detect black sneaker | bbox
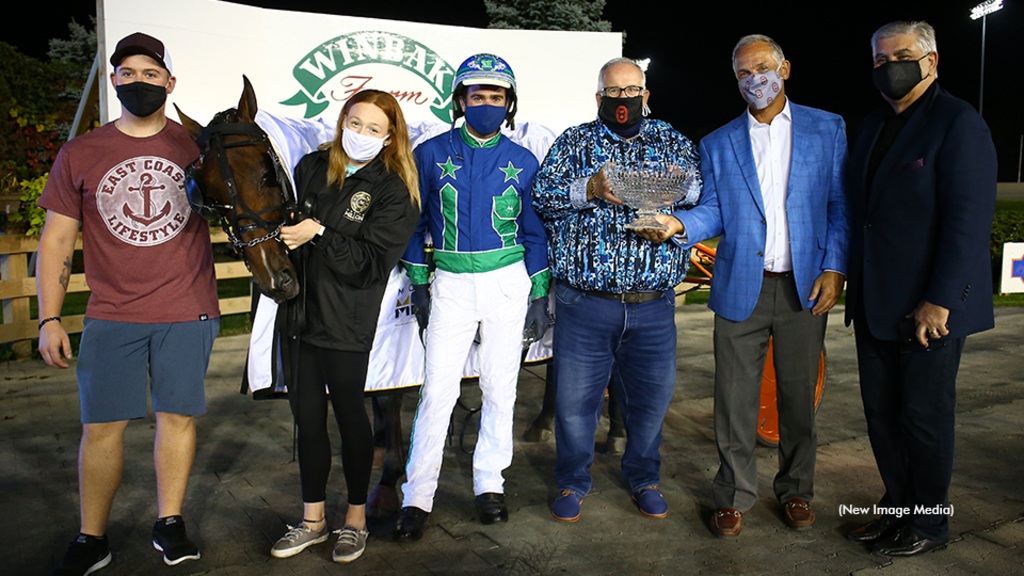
[152,516,201,565]
[49,533,112,576]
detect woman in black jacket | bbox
[271,90,420,563]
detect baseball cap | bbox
[110,32,173,74]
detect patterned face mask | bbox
[738,63,783,110]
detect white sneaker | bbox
[270,522,329,558]
[332,526,369,563]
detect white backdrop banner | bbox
[99,0,622,132]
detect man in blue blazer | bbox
[644,34,849,537]
[843,21,996,557]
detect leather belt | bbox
[586,290,665,303]
[763,270,793,278]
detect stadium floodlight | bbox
[971,0,1004,116]
[971,0,1003,20]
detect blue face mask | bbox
[463,104,506,136]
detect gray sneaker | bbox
[332,526,369,563]
[270,522,329,558]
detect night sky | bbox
[9,0,1023,181]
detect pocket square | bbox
[902,158,925,170]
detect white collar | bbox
[746,97,791,129]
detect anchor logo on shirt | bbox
[124,173,172,226]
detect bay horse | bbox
[175,77,408,516]
[175,77,299,303]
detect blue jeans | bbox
[552,283,677,495]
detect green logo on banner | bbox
[281,31,455,123]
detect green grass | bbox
[217,277,253,336]
[994,293,1024,306]
[996,198,1024,212]
[680,289,709,305]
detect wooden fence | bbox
[0,230,251,357]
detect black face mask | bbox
[115,81,168,118]
[598,94,644,134]
[872,54,930,101]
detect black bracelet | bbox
[308,225,326,247]
[39,317,61,329]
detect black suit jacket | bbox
[845,84,997,341]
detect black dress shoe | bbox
[873,525,949,557]
[476,493,509,525]
[393,506,429,541]
[846,516,904,543]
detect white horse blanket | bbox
[245,111,557,395]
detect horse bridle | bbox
[185,116,296,258]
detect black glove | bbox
[523,297,550,343]
[412,284,431,331]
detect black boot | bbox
[393,506,429,541]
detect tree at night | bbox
[484,0,612,32]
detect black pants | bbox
[288,344,373,505]
[854,314,963,540]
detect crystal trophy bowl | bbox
[604,162,697,230]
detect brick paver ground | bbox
[2,305,1022,575]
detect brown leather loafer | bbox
[783,498,816,530]
[711,508,742,537]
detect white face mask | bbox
[738,62,783,110]
[342,128,387,162]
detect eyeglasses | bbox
[600,85,644,98]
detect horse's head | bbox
[176,77,299,303]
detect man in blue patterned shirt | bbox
[533,57,700,522]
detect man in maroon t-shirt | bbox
[37,33,219,575]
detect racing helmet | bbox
[451,53,518,130]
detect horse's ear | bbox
[175,104,204,141]
[238,75,258,122]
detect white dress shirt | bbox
[748,97,793,273]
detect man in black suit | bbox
[844,20,997,557]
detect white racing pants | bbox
[401,261,532,512]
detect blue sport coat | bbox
[674,101,850,322]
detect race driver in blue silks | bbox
[395,53,551,540]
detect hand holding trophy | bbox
[603,161,698,231]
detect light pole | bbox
[971,0,1004,117]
